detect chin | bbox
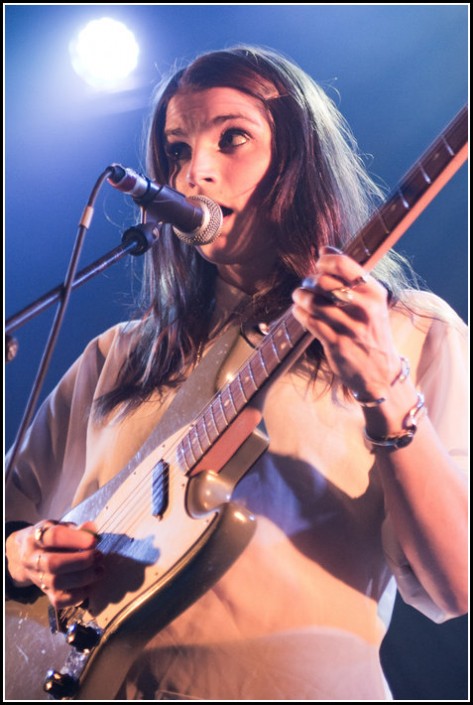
[197,238,237,264]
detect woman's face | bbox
[164,87,276,289]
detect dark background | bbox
[5,5,468,700]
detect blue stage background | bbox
[5,5,468,699]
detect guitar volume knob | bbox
[66,622,101,651]
[43,670,79,699]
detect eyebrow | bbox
[164,113,262,138]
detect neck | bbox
[216,258,276,296]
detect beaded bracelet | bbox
[352,356,410,407]
[364,391,427,450]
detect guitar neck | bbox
[347,105,468,269]
[177,106,468,473]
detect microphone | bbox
[107,164,223,245]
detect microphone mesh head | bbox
[173,195,223,245]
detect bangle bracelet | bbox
[352,356,410,408]
[364,391,426,449]
[353,392,386,408]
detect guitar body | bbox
[5,328,268,700]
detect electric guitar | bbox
[5,106,468,700]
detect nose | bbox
[185,143,217,188]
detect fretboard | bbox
[177,105,468,473]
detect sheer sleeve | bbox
[5,325,124,524]
[381,306,468,622]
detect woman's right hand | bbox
[6,520,103,608]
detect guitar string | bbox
[92,330,275,543]
[63,316,305,626]
[61,360,250,625]
[82,316,298,557]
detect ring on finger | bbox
[300,275,318,291]
[349,274,369,288]
[38,571,48,591]
[34,520,56,547]
[329,286,355,306]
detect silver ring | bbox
[329,286,355,306]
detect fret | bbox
[274,321,292,354]
[444,108,467,153]
[419,162,432,185]
[238,373,249,405]
[249,360,259,389]
[261,336,280,372]
[441,135,455,157]
[231,375,247,411]
[379,194,410,232]
[227,383,240,416]
[203,406,219,443]
[399,165,433,205]
[240,364,257,399]
[346,211,390,263]
[197,417,212,450]
[258,348,269,377]
[184,434,196,467]
[189,425,204,458]
[282,314,296,348]
[181,434,196,470]
[286,312,306,343]
[243,361,258,393]
[194,423,205,453]
[249,354,267,387]
[270,335,282,363]
[211,393,227,429]
[219,387,235,421]
[422,139,457,182]
[397,187,410,210]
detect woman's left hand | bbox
[292,246,401,399]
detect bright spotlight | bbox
[69,18,139,90]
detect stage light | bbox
[69,18,139,90]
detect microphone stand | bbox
[5,222,158,344]
[5,214,159,480]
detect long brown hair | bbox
[96,45,411,417]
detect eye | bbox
[164,141,191,162]
[219,128,250,152]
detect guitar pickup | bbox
[152,460,169,518]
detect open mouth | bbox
[220,206,234,217]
